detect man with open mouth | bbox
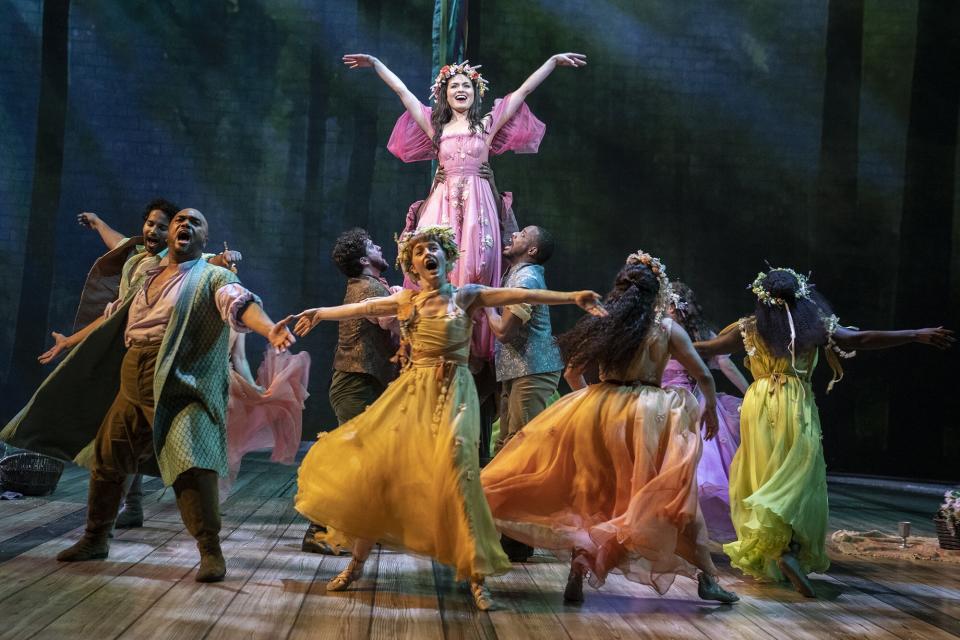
[38,200,243,529]
[4,208,295,584]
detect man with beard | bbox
[302,227,399,554]
[38,200,242,529]
[484,225,564,561]
[3,208,295,583]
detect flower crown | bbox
[669,290,688,312]
[395,225,460,280]
[430,61,489,103]
[625,250,673,325]
[749,267,813,306]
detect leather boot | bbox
[115,473,144,529]
[175,469,226,583]
[57,479,124,561]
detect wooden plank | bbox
[429,559,494,640]
[202,520,324,640]
[484,557,572,640]
[286,547,378,640]
[368,549,444,640]
[523,554,700,640]
[116,474,297,639]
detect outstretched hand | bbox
[573,291,607,317]
[267,322,296,353]
[38,332,70,365]
[343,54,376,69]
[915,327,955,350]
[552,53,587,68]
[281,309,322,337]
[701,406,719,441]
[77,212,101,229]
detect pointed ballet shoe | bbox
[327,559,365,592]
[563,568,584,604]
[778,553,816,598]
[470,579,497,611]
[697,573,740,603]
[56,536,109,562]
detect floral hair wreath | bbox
[430,61,489,103]
[395,225,460,280]
[625,250,673,325]
[749,267,813,306]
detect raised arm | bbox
[37,315,105,364]
[694,325,744,360]
[490,53,586,139]
[78,212,126,250]
[832,325,954,351]
[465,286,605,317]
[669,324,719,440]
[344,54,431,136]
[284,291,404,337]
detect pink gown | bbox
[220,346,311,496]
[661,359,742,542]
[387,94,545,362]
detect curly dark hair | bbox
[141,198,179,221]
[332,227,371,277]
[558,262,661,373]
[670,281,713,341]
[430,74,486,152]
[754,269,835,358]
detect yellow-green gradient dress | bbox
[723,316,832,581]
[294,288,511,581]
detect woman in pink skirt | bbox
[342,51,585,363]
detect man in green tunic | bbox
[2,208,295,583]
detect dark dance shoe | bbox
[56,536,109,562]
[327,558,365,592]
[196,539,226,583]
[500,535,533,562]
[301,523,346,555]
[563,567,584,604]
[777,553,816,598]
[697,573,740,603]
[114,506,144,529]
[470,579,498,611]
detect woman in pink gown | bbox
[219,331,310,497]
[342,52,586,363]
[661,281,750,542]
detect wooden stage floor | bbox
[0,453,957,640]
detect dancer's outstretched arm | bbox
[463,285,606,317]
[669,323,719,440]
[490,53,587,138]
[343,54,431,136]
[78,211,126,250]
[240,303,297,353]
[284,292,403,337]
[693,326,743,360]
[832,326,953,351]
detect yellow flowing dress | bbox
[722,316,831,581]
[294,288,511,581]
[482,318,711,594]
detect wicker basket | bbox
[934,515,960,551]
[0,453,65,496]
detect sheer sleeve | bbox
[387,102,435,162]
[488,93,546,155]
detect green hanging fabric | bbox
[431,0,469,80]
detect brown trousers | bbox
[494,370,561,453]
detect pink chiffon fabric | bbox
[387,94,545,362]
[661,358,742,542]
[219,349,310,497]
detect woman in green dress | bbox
[695,267,952,597]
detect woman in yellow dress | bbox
[284,225,605,611]
[695,267,953,597]
[482,251,740,605]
